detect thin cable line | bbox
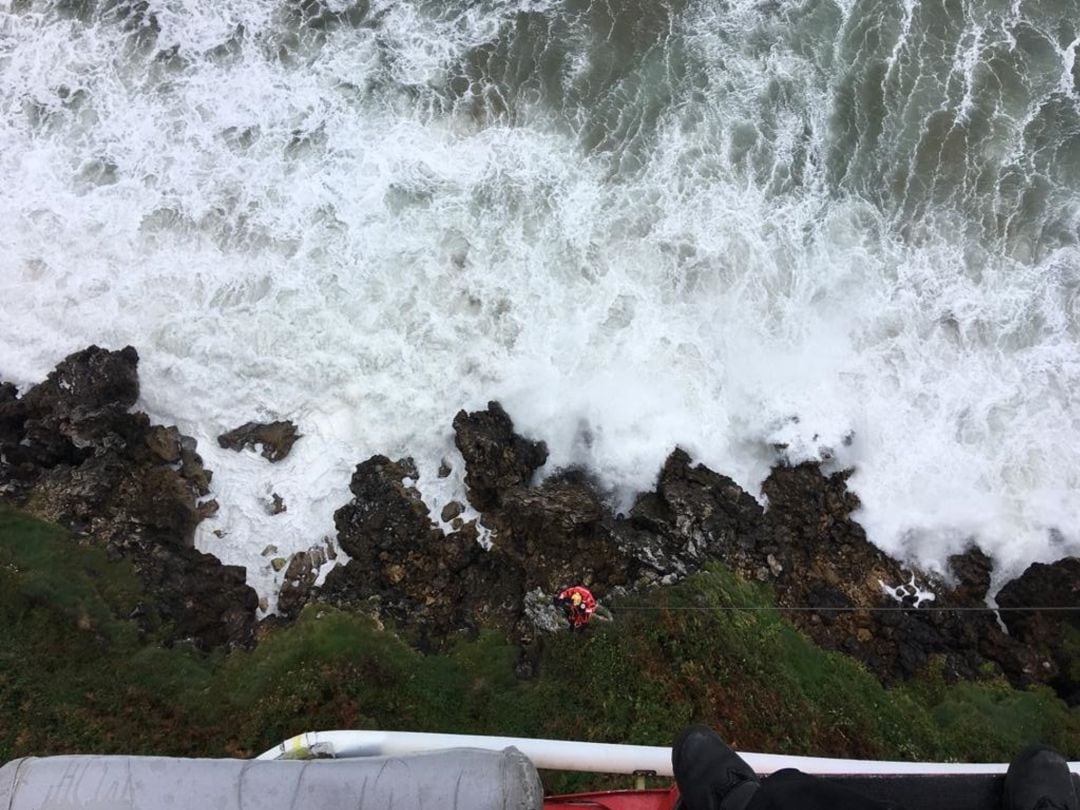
[608,605,1079,613]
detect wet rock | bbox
[491,473,638,593]
[197,498,219,519]
[607,453,1060,696]
[333,455,434,559]
[277,550,320,620]
[271,557,287,572]
[997,557,1080,703]
[27,427,205,544]
[452,402,547,511]
[947,545,994,602]
[997,558,1080,639]
[217,420,300,462]
[135,542,258,649]
[305,402,1074,701]
[635,449,765,558]
[21,344,139,417]
[145,425,182,463]
[0,381,28,459]
[522,588,566,634]
[316,453,523,649]
[261,544,279,557]
[8,345,139,471]
[268,492,286,515]
[749,464,1038,687]
[440,500,463,522]
[178,435,212,495]
[0,347,258,651]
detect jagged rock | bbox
[217,420,300,462]
[997,557,1080,703]
[333,455,434,559]
[197,499,219,519]
[522,587,566,634]
[5,346,139,471]
[947,545,994,602]
[145,425,182,463]
[0,347,258,651]
[491,472,637,593]
[135,542,258,649]
[743,464,1041,689]
[452,402,547,511]
[268,492,286,515]
[178,435,212,495]
[271,557,287,572]
[299,402,1078,701]
[0,381,26,451]
[22,344,139,417]
[630,449,765,559]
[317,453,522,649]
[25,415,205,544]
[261,544,279,557]
[440,500,463,522]
[997,558,1080,640]
[277,550,320,619]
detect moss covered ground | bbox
[2,507,1077,790]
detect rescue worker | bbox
[553,585,597,631]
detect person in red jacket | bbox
[554,585,597,631]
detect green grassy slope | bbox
[2,507,1076,785]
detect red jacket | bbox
[557,586,597,626]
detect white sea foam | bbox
[1,0,1078,609]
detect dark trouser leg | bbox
[746,769,909,810]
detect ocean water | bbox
[1,0,1078,608]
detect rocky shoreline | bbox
[1,346,1076,705]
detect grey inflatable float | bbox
[0,747,543,810]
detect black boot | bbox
[672,725,760,810]
[1004,745,1078,810]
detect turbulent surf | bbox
[1,0,1078,598]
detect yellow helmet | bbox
[571,593,582,606]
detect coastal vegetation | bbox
[2,507,1076,791]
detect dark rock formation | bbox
[218,420,300,462]
[947,546,994,602]
[136,542,257,649]
[0,347,258,650]
[317,454,522,649]
[310,401,1077,702]
[627,448,765,567]
[452,402,547,511]
[997,558,1080,703]
[276,546,332,620]
[756,465,1044,690]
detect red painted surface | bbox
[543,786,680,810]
